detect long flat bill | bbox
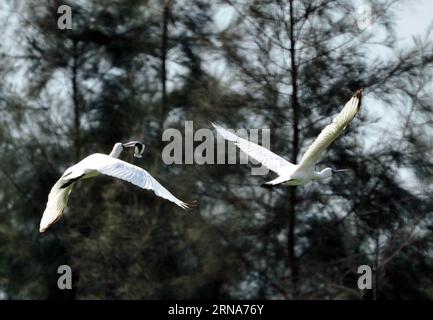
[332,169,351,173]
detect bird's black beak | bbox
[122,141,145,158]
[332,169,351,173]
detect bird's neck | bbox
[314,169,331,180]
[108,146,122,158]
[313,171,324,180]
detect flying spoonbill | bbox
[212,89,363,187]
[40,141,190,232]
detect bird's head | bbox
[319,168,351,179]
[320,167,334,179]
[122,141,145,158]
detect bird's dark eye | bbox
[134,143,144,154]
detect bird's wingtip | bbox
[353,89,363,110]
[182,200,198,209]
[354,89,363,99]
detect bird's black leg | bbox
[260,183,275,189]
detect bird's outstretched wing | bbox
[212,122,295,175]
[40,174,74,232]
[82,154,190,210]
[297,89,363,171]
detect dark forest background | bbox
[0,0,433,299]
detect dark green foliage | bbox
[0,0,432,299]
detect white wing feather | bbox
[39,174,74,232]
[296,90,362,171]
[82,154,189,209]
[212,123,295,175]
[40,154,189,232]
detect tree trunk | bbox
[374,213,380,300]
[152,1,170,178]
[157,2,170,167]
[288,0,300,299]
[72,40,81,162]
[161,3,169,120]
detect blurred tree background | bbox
[0,0,433,299]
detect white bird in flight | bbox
[213,89,363,187]
[40,141,190,233]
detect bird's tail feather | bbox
[262,175,289,187]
